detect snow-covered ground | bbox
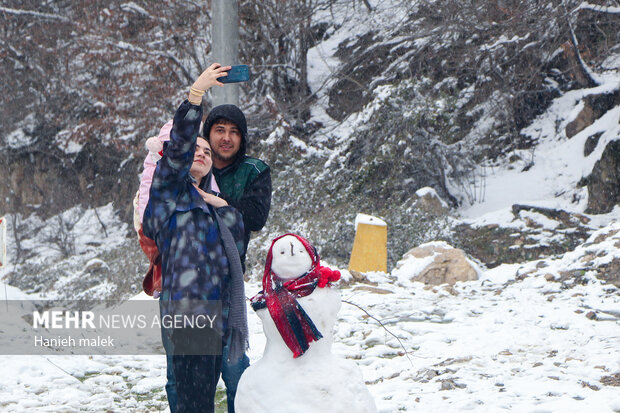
[0,171,618,412]
[0,230,619,412]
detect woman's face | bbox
[190,137,213,180]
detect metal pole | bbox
[211,0,239,106]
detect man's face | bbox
[209,120,241,168]
[189,137,213,181]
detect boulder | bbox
[583,131,603,157]
[566,101,595,139]
[565,92,619,139]
[414,187,450,215]
[399,243,479,285]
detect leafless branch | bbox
[342,299,415,367]
[0,6,72,22]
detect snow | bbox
[5,128,37,149]
[355,213,387,228]
[575,2,620,14]
[0,6,70,22]
[0,282,37,300]
[458,84,620,218]
[120,2,150,16]
[392,251,436,285]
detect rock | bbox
[435,356,472,366]
[440,380,455,390]
[512,204,580,227]
[586,311,597,320]
[586,140,620,214]
[580,253,596,264]
[352,285,393,294]
[339,270,379,288]
[452,208,591,268]
[349,270,365,282]
[565,100,595,138]
[442,285,458,296]
[584,131,603,156]
[439,379,466,390]
[592,229,619,244]
[524,217,542,228]
[84,258,109,273]
[414,187,450,215]
[1,139,140,222]
[594,257,620,288]
[401,243,479,285]
[600,373,620,387]
[516,269,536,281]
[566,93,619,139]
[416,368,439,382]
[544,273,556,282]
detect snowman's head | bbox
[270,234,315,280]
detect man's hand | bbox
[194,184,228,208]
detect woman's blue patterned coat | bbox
[143,101,245,329]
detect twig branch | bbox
[92,206,108,238]
[566,12,600,86]
[574,2,620,15]
[0,6,72,22]
[44,357,81,382]
[342,299,414,367]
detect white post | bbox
[211,0,239,106]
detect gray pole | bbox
[211,0,239,106]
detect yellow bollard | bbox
[348,213,387,273]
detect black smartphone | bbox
[220,65,250,83]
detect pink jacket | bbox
[137,120,219,222]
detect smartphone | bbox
[220,65,250,83]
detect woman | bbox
[143,63,248,412]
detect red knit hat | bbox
[262,233,320,291]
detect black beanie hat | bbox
[203,104,247,144]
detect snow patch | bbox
[354,213,387,228]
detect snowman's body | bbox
[236,235,376,413]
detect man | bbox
[203,104,272,270]
[203,103,272,413]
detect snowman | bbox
[235,234,376,413]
